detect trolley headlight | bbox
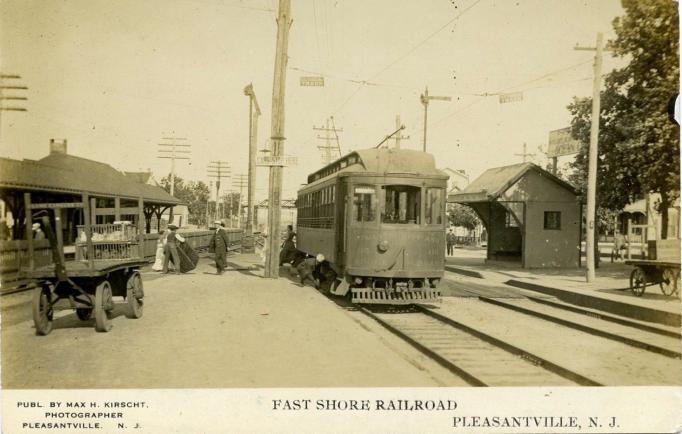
[378,240,389,252]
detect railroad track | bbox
[477,296,682,359]
[359,304,601,387]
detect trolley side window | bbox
[353,186,376,222]
[425,188,444,225]
[381,185,421,224]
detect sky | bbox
[0,0,627,201]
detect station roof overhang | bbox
[0,154,183,207]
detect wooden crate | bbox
[647,239,681,261]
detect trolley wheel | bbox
[630,267,647,297]
[126,272,144,319]
[32,285,54,336]
[659,268,680,296]
[76,308,93,321]
[94,280,114,332]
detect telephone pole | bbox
[576,32,605,283]
[0,74,28,140]
[514,143,536,163]
[420,86,451,152]
[313,116,343,165]
[389,115,410,149]
[232,174,248,227]
[264,0,292,279]
[244,83,261,235]
[157,137,190,223]
[207,161,231,222]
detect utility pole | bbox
[390,115,410,149]
[207,161,231,223]
[313,116,343,165]
[0,74,28,140]
[157,137,190,223]
[264,0,292,279]
[420,86,451,152]
[575,32,606,283]
[244,83,261,235]
[232,174,248,227]
[514,143,536,163]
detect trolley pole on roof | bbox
[264,0,292,279]
[575,32,606,283]
[157,137,190,224]
[420,86,450,153]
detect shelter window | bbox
[544,211,561,230]
[505,210,519,228]
[425,188,444,225]
[353,186,376,222]
[381,185,421,224]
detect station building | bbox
[0,139,181,243]
[448,162,581,268]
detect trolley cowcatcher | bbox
[20,192,146,335]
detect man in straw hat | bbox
[32,222,45,240]
[209,220,230,274]
[162,223,185,274]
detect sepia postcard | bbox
[1,0,681,432]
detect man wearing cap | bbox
[209,220,230,274]
[32,223,45,240]
[162,224,185,274]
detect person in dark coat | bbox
[279,225,297,266]
[446,229,456,256]
[162,224,185,274]
[313,254,338,292]
[32,222,46,240]
[209,220,230,274]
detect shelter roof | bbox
[0,153,181,205]
[448,162,578,203]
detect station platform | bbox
[445,248,681,327]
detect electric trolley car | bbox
[296,148,448,304]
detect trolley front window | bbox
[425,188,444,225]
[353,186,376,222]
[381,185,420,224]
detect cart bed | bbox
[20,259,148,279]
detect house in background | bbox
[442,167,470,193]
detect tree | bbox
[160,175,210,227]
[447,203,480,230]
[568,0,679,238]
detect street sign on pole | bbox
[300,76,324,87]
[256,155,298,167]
[499,92,523,104]
[547,127,581,158]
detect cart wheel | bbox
[126,272,144,319]
[659,268,680,296]
[630,267,647,297]
[94,280,114,332]
[32,285,54,336]
[76,308,93,321]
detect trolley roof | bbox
[306,148,448,184]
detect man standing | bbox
[32,223,46,240]
[162,223,185,274]
[209,220,230,274]
[446,229,456,256]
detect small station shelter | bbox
[448,162,581,268]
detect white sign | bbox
[499,92,523,103]
[300,76,324,87]
[547,127,582,158]
[256,155,298,167]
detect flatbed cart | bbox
[625,259,680,297]
[19,193,146,335]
